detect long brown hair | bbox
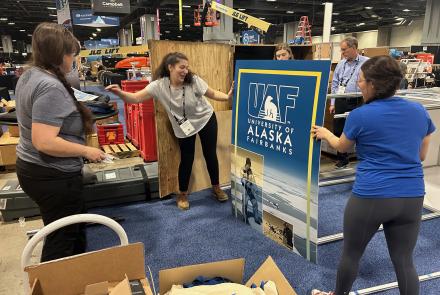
[153,52,194,84]
[30,22,93,134]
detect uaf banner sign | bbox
[231,60,330,263]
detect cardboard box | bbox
[8,125,19,137]
[0,131,18,166]
[159,256,297,295]
[25,243,153,295]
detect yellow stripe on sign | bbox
[211,2,271,32]
[235,68,322,261]
[79,45,149,57]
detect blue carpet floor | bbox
[87,185,440,295]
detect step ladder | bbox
[294,16,312,45]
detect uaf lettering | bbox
[248,83,298,124]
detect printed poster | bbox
[231,60,330,262]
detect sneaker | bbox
[176,192,190,210]
[212,185,229,202]
[335,159,349,169]
[311,290,335,295]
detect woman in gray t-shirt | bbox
[15,23,106,262]
[107,52,233,210]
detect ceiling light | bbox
[12,40,16,42]
[184,24,190,27]
[20,29,25,32]
[238,22,244,25]
[89,37,93,40]
[177,35,181,38]
[332,12,339,15]
[266,0,276,2]
[403,9,411,12]
[356,22,365,26]
[96,28,101,32]
[238,8,246,11]
[182,5,191,8]
[259,17,266,20]
[286,11,294,14]
[165,30,170,33]
[371,14,378,18]
[47,7,57,10]
[365,6,373,9]
[0,18,8,21]
[27,34,32,37]
[49,14,57,17]
[333,20,339,23]
[92,33,97,37]
[8,22,15,25]
[166,12,174,16]
[331,27,335,31]
[395,17,404,21]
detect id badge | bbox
[179,119,195,136]
[337,85,346,94]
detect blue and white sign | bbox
[56,0,72,28]
[72,9,120,27]
[241,30,260,44]
[231,60,330,263]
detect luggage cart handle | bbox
[21,214,128,294]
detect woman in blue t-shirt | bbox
[311,55,435,295]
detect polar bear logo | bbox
[263,96,278,121]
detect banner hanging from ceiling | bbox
[91,0,130,15]
[56,0,72,28]
[72,9,120,27]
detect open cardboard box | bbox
[159,256,297,295]
[25,241,297,295]
[25,243,153,295]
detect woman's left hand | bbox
[228,81,235,99]
[311,125,332,140]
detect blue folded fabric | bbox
[183,276,232,288]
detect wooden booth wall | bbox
[148,40,233,197]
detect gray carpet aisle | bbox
[87,185,440,295]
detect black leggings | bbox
[335,195,424,295]
[177,113,219,192]
[16,158,86,262]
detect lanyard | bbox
[340,57,360,87]
[168,84,186,123]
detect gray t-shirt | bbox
[146,76,213,138]
[15,67,85,172]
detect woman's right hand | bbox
[105,84,123,96]
[83,146,107,162]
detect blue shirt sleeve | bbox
[424,108,436,135]
[343,108,363,140]
[331,61,342,94]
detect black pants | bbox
[335,195,424,295]
[16,158,86,262]
[177,113,219,192]
[333,97,363,161]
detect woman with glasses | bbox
[311,55,435,295]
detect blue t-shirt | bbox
[343,97,436,198]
